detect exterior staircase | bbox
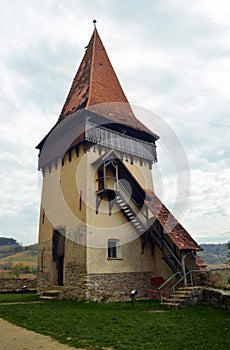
[160,286,204,308]
[39,286,63,300]
[115,192,146,236]
[149,231,182,275]
[115,190,183,277]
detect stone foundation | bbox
[180,287,205,307]
[36,271,51,293]
[64,271,153,301]
[203,288,230,310]
[0,278,37,292]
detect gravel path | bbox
[0,318,84,350]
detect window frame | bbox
[107,239,122,259]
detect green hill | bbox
[0,237,23,259]
[0,246,38,268]
[0,238,38,270]
[199,243,228,267]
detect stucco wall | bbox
[87,237,155,275]
[38,146,87,292]
[37,142,180,297]
[86,145,157,276]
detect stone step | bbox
[161,302,179,308]
[39,296,57,300]
[40,288,63,299]
[42,290,60,297]
[177,286,196,291]
[161,286,204,308]
[174,292,190,297]
[51,286,64,289]
[164,297,186,303]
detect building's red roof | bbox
[195,255,207,269]
[59,29,157,138]
[145,190,202,251]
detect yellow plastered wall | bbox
[38,147,88,249]
[125,160,154,191]
[85,145,155,274]
[38,142,158,278]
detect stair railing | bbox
[149,231,182,268]
[171,269,208,304]
[116,179,149,224]
[116,179,194,281]
[117,179,183,274]
[171,269,207,290]
[158,271,183,303]
[159,269,208,304]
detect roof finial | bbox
[93,19,97,29]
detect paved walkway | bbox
[0,318,84,350]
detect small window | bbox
[108,239,117,258]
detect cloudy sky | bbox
[0,0,229,245]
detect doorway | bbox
[52,230,65,286]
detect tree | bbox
[0,237,18,246]
[11,263,24,278]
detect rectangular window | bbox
[108,239,117,258]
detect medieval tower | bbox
[36,26,205,300]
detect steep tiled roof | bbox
[145,190,202,251]
[59,29,157,139]
[196,255,207,269]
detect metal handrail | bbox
[158,271,182,291]
[149,231,182,267]
[158,271,183,303]
[117,180,183,271]
[158,269,208,304]
[171,269,207,291]
[164,269,209,304]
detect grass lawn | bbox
[0,292,38,303]
[0,294,229,350]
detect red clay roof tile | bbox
[59,29,157,138]
[145,190,202,251]
[195,255,207,269]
